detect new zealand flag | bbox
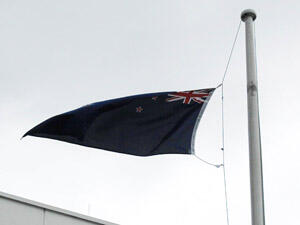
[24,88,215,156]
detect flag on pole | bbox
[24,88,215,156]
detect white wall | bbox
[0,197,44,225]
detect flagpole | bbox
[241,9,265,225]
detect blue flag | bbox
[24,88,215,156]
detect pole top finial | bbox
[241,9,257,22]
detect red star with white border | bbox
[136,106,143,112]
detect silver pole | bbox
[241,9,265,225]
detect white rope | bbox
[220,21,242,225]
[193,21,241,170]
[192,21,241,225]
[194,154,223,168]
[220,21,242,85]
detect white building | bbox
[0,191,118,225]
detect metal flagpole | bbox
[241,9,265,225]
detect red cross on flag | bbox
[166,90,210,104]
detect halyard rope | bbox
[220,21,241,225]
[193,20,242,225]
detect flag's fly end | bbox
[241,9,257,22]
[21,132,29,139]
[22,128,35,139]
[22,132,29,138]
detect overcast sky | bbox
[1,1,299,225]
